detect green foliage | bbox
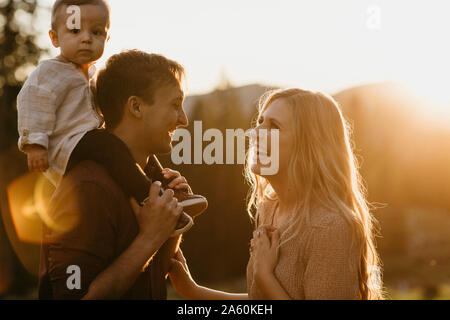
[0,0,48,151]
[0,0,47,298]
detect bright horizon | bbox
[35,0,450,109]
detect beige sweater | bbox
[246,200,360,300]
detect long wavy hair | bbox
[245,88,384,300]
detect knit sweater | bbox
[246,200,360,300]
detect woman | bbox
[169,88,384,300]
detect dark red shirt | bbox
[39,161,167,300]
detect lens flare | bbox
[6,172,77,244]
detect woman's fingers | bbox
[175,249,187,265]
[169,258,184,273]
[253,225,278,240]
[252,229,271,251]
[260,230,271,247]
[169,251,184,274]
[129,198,141,216]
[258,224,276,233]
[271,230,280,249]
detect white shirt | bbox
[17,58,103,185]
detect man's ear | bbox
[127,96,143,119]
[49,30,60,48]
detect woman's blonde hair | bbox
[245,88,384,300]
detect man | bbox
[39,50,189,299]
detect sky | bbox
[36,0,450,108]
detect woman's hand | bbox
[251,225,292,300]
[162,168,192,193]
[251,225,281,279]
[168,250,198,299]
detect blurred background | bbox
[0,0,449,299]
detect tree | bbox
[0,0,48,297]
[0,0,48,150]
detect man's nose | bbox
[177,108,189,127]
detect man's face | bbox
[140,83,188,155]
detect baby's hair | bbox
[51,0,111,30]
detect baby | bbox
[18,0,110,184]
[17,0,207,234]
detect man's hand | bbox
[130,181,183,245]
[162,168,192,193]
[24,144,49,172]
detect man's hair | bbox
[51,0,111,30]
[95,50,185,129]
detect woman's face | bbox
[251,98,295,179]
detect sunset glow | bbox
[33,0,450,116]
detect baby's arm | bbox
[17,81,58,173]
[23,144,49,172]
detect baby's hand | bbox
[25,145,49,172]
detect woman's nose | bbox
[252,127,273,149]
[254,126,269,138]
[248,129,259,147]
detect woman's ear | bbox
[127,96,143,119]
[49,30,59,48]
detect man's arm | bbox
[44,180,182,300]
[82,233,165,299]
[83,230,182,300]
[82,182,183,299]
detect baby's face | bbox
[52,4,109,66]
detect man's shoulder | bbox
[54,160,125,200]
